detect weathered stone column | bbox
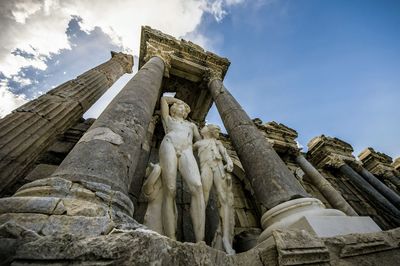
[295,154,358,216]
[0,52,133,195]
[337,163,400,224]
[0,55,166,237]
[207,76,309,211]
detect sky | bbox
[0,0,399,159]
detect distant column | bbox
[295,154,358,216]
[0,52,133,195]
[207,74,309,212]
[337,162,400,225]
[0,55,167,237]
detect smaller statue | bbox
[142,163,163,235]
[194,124,235,255]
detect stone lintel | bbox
[253,119,300,156]
[358,147,395,177]
[139,26,229,80]
[306,135,356,169]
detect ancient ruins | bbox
[0,26,399,265]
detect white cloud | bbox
[0,85,28,118]
[0,0,244,117]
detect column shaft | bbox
[208,79,308,211]
[53,56,164,195]
[296,154,357,216]
[358,167,400,209]
[339,164,400,224]
[0,52,133,195]
[0,56,164,236]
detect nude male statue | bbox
[194,124,235,254]
[159,96,205,242]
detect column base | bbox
[0,177,141,237]
[258,198,380,243]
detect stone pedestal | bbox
[0,52,133,195]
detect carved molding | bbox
[204,67,224,86]
[326,155,347,169]
[111,51,134,74]
[143,41,174,77]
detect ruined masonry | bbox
[0,27,399,265]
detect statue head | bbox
[201,124,221,139]
[170,102,191,119]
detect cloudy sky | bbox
[0,0,399,159]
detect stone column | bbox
[207,77,309,211]
[0,56,167,236]
[295,154,358,216]
[337,162,400,224]
[356,167,400,209]
[359,148,400,191]
[206,75,357,242]
[0,52,133,195]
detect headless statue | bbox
[142,163,163,234]
[194,124,235,255]
[159,96,205,242]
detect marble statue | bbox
[159,96,205,242]
[194,124,235,255]
[142,163,163,234]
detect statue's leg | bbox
[200,163,213,205]
[159,140,178,240]
[213,168,236,255]
[179,150,205,242]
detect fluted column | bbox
[0,52,133,195]
[295,154,358,216]
[0,56,166,236]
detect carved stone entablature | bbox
[143,41,174,77]
[111,51,134,73]
[139,26,230,83]
[306,135,356,169]
[253,119,300,156]
[358,148,396,178]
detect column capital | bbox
[144,41,173,77]
[326,155,347,169]
[204,67,224,87]
[111,51,134,73]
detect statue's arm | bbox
[192,123,202,143]
[142,163,162,198]
[217,141,233,172]
[160,96,171,122]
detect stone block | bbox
[289,215,382,238]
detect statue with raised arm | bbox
[142,162,163,235]
[194,124,235,254]
[159,96,205,242]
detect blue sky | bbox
[0,0,399,159]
